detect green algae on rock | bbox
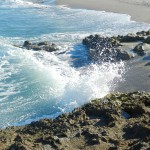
[0,92,150,150]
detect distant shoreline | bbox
[56,0,150,24]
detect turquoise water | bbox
[0,0,150,128]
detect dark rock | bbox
[136,30,147,36]
[23,40,32,47]
[44,44,58,52]
[38,41,48,46]
[115,49,132,61]
[120,33,145,42]
[83,35,131,61]
[145,62,150,66]
[144,36,150,44]
[123,123,150,139]
[146,30,150,36]
[133,43,149,56]
[31,45,42,51]
[108,147,117,150]
[22,41,59,52]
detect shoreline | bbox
[1,92,150,149]
[56,0,150,24]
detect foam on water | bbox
[0,0,150,128]
[0,37,125,128]
[0,0,51,8]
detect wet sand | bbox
[56,0,150,23]
[114,56,150,92]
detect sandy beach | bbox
[56,0,150,23]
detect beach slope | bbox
[56,0,150,23]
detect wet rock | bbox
[83,30,150,62]
[115,48,132,61]
[136,30,147,36]
[144,36,150,44]
[83,35,131,61]
[38,41,48,46]
[145,61,150,66]
[22,41,59,52]
[44,43,58,52]
[23,40,32,47]
[31,45,42,51]
[146,30,150,36]
[119,33,145,42]
[133,43,150,55]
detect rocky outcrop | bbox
[23,40,58,52]
[83,35,132,61]
[136,30,150,36]
[0,92,150,150]
[133,43,150,56]
[83,30,150,61]
[119,33,145,42]
[144,36,150,44]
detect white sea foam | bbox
[0,0,149,128]
[0,38,125,128]
[0,0,51,8]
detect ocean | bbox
[0,0,150,128]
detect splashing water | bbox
[0,0,150,128]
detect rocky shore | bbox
[22,41,59,52]
[82,30,150,62]
[1,30,149,150]
[0,91,150,150]
[20,30,150,64]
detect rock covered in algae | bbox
[0,91,150,150]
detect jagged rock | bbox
[119,33,145,42]
[44,43,58,52]
[145,62,150,66]
[83,35,131,61]
[22,41,58,52]
[23,40,32,47]
[137,29,150,36]
[31,45,42,51]
[0,92,150,150]
[38,41,48,46]
[82,35,120,48]
[144,36,150,44]
[136,30,147,36]
[146,30,150,36]
[115,49,132,61]
[133,43,150,55]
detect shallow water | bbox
[0,0,150,128]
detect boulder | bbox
[31,45,42,51]
[23,40,32,47]
[146,30,150,36]
[120,33,145,42]
[136,30,147,36]
[144,36,150,44]
[133,43,150,56]
[22,41,58,52]
[115,49,132,61]
[83,35,131,61]
[83,35,120,48]
[44,43,58,52]
[38,41,48,46]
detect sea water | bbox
[0,0,150,128]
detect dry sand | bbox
[56,0,150,23]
